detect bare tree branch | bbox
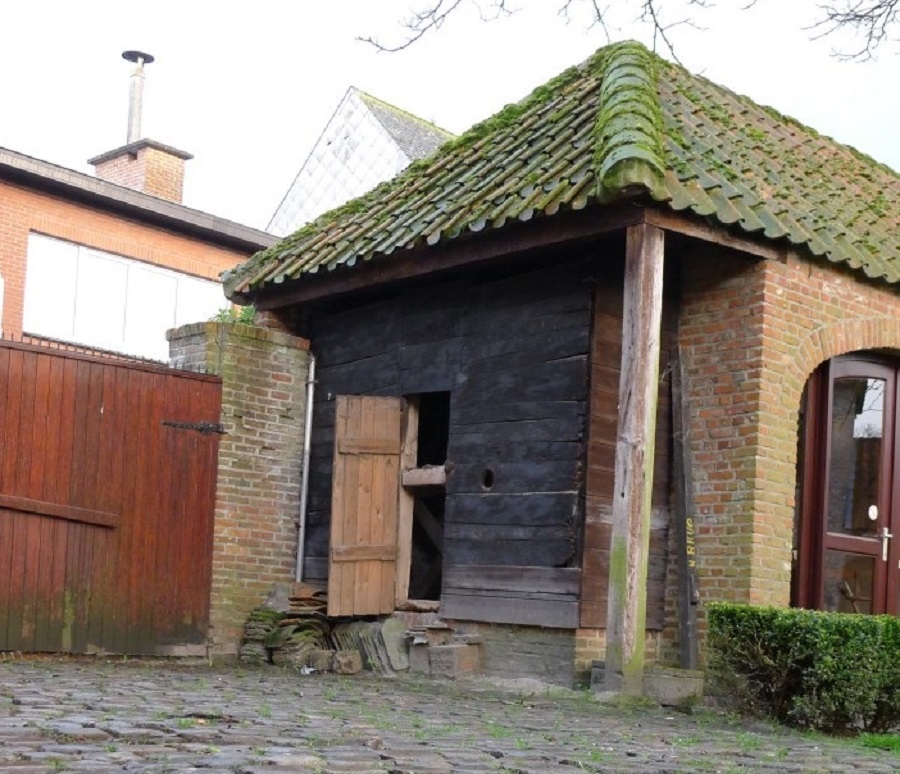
[638,0,703,66]
[357,0,465,53]
[812,0,899,60]
[362,0,899,59]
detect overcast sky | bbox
[2,1,897,232]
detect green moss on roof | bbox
[443,65,583,155]
[591,42,667,202]
[225,40,900,298]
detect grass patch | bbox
[857,733,900,754]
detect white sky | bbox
[1,1,897,232]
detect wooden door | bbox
[328,395,402,616]
[797,357,900,615]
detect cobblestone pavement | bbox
[1,658,898,773]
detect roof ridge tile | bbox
[592,41,668,203]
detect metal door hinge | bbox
[162,420,225,435]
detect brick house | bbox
[224,41,900,687]
[0,143,273,360]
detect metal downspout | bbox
[295,352,316,582]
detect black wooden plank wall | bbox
[303,259,595,625]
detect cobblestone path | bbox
[0,658,897,772]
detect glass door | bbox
[797,357,900,615]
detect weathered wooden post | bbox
[605,222,665,695]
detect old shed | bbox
[226,41,900,687]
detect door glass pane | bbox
[823,550,875,614]
[826,378,884,537]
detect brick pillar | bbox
[168,322,310,657]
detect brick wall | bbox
[93,145,187,202]
[0,178,244,338]
[168,322,310,656]
[662,246,900,663]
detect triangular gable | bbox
[268,87,452,237]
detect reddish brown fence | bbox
[0,338,222,654]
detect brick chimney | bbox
[89,140,192,203]
[88,50,192,204]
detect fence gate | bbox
[0,339,222,654]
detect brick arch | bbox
[781,317,900,413]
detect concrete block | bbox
[408,643,430,675]
[308,648,335,673]
[643,667,705,707]
[333,649,363,675]
[429,644,480,679]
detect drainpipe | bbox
[295,352,317,582]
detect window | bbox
[23,233,224,360]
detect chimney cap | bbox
[122,50,154,65]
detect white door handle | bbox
[883,527,893,562]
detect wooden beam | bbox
[402,465,447,487]
[644,208,784,262]
[249,205,645,309]
[672,347,700,670]
[605,223,665,695]
[331,544,398,562]
[0,494,119,529]
[413,499,444,554]
[395,398,419,603]
[337,438,401,455]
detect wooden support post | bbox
[605,223,665,695]
[672,347,700,670]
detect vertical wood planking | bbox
[328,396,350,615]
[605,223,665,695]
[672,349,700,669]
[357,396,376,612]
[74,361,105,652]
[90,363,124,650]
[395,398,418,603]
[0,341,221,654]
[0,347,11,648]
[34,355,65,651]
[328,395,402,616]
[49,356,78,650]
[5,350,29,649]
[27,353,53,650]
[376,398,398,611]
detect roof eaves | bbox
[0,146,274,252]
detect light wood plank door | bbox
[328,395,402,616]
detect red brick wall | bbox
[168,322,311,656]
[0,178,245,338]
[661,246,900,663]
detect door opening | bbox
[795,356,900,616]
[401,392,449,602]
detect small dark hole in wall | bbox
[482,468,495,490]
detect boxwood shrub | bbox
[707,602,900,733]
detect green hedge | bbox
[707,603,900,733]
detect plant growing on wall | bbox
[211,305,256,324]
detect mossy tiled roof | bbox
[227,41,900,297]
